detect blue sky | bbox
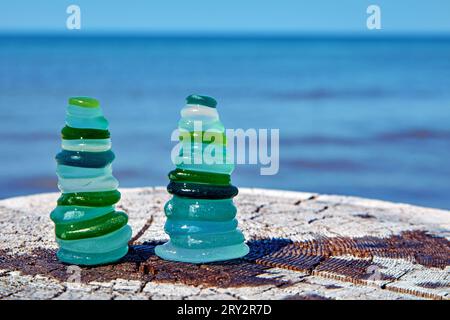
[1,0,450,34]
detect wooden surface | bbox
[0,187,449,300]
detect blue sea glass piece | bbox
[55,150,115,168]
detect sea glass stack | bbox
[51,97,132,265]
[155,94,249,263]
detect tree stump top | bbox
[0,187,449,300]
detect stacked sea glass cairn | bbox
[155,94,249,263]
[51,97,132,265]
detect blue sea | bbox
[0,34,449,209]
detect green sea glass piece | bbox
[169,169,230,185]
[55,211,128,240]
[51,97,131,266]
[176,161,234,175]
[61,126,110,140]
[69,97,100,108]
[180,131,226,145]
[156,95,249,263]
[57,190,121,206]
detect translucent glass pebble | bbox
[51,97,131,265]
[155,94,249,263]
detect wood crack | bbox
[129,215,154,245]
[294,195,317,206]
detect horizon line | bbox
[1,30,450,39]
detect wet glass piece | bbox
[56,211,128,240]
[55,150,115,168]
[167,181,238,199]
[61,125,110,140]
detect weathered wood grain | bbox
[0,187,448,300]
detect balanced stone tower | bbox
[51,97,132,265]
[155,94,249,263]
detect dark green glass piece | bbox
[167,181,238,199]
[185,94,217,108]
[55,211,128,240]
[56,150,115,168]
[61,126,110,140]
[57,190,121,206]
[168,169,230,186]
[179,131,226,145]
[69,97,100,108]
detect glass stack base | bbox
[57,246,128,266]
[56,225,132,265]
[155,241,249,264]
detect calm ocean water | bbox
[0,35,449,209]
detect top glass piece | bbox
[186,94,217,108]
[69,97,100,108]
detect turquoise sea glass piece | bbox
[164,196,237,221]
[185,94,217,108]
[51,97,132,266]
[155,95,249,263]
[51,205,115,224]
[66,104,109,130]
[164,218,238,235]
[57,164,112,179]
[178,118,225,132]
[61,139,111,152]
[56,225,132,265]
[57,173,119,193]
